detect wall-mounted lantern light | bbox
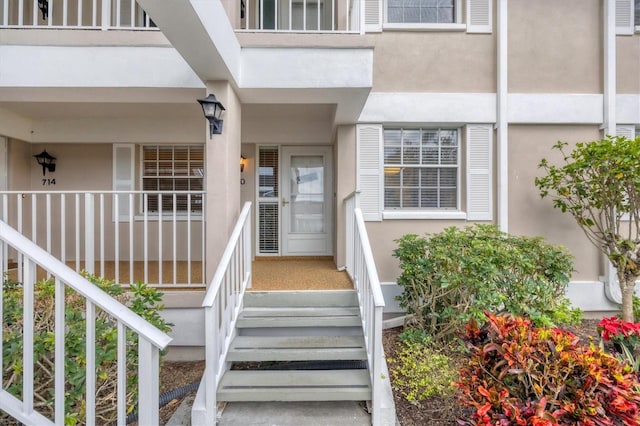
[34,150,56,176]
[240,155,247,173]
[197,94,225,138]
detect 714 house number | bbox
[42,178,56,186]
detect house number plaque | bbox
[42,178,56,186]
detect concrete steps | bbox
[218,290,371,403]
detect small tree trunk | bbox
[621,279,636,322]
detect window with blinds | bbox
[387,0,454,24]
[142,145,204,213]
[258,147,279,254]
[384,128,459,209]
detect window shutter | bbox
[617,124,636,140]
[364,0,382,32]
[617,125,636,221]
[113,144,135,221]
[616,0,634,35]
[466,0,492,33]
[357,124,383,221]
[466,124,493,220]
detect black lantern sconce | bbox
[197,94,225,138]
[240,155,247,173]
[34,150,56,176]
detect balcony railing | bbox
[0,0,157,29]
[0,191,205,287]
[240,0,362,32]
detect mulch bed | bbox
[155,320,603,425]
[382,319,601,425]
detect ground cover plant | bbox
[456,313,640,425]
[1,273,171,425]
[393,224,580,342]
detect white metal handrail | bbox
[0,190,206,288]
[194,202,252,425]
[345,192,385,425]
[0,219,171,425]
[0,0,157,29]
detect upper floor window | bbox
[142,145,204,213]
[387,0,455,24]
[383,128,459,209]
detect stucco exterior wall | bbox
[508,125,602,281]
[7,138,31,190]
[508,0,602,94]
[617,36,640,94]
[372,31,496,93]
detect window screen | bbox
[142,145,204,213]
[384,128,459,209]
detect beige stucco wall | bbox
[241,104,335,145]
[617,36,640,94]
[372,31,496,93]
[334,125,357,268]
[205,81,242,282]
[508,125,602,281]
[508,0,602,93]
[7,138,31,190]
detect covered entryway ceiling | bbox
[135,0,374,124]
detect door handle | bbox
[282,197,289,207]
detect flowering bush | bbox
[599,316,640,352]
[456,313,640,425]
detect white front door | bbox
[281,146,333,256]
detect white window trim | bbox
[383,0,463,30]
[382,127,464,218]
[383,210,467,220]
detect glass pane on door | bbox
[289,155,324,234]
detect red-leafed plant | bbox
[456,313,640,425]
[599,316,640,351]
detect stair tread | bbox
[240,307,361,317]
[231,335,365,348]
[237,315,361,328]
[219,369,371,388]
[244,291,358,308]
[228,335,367,361]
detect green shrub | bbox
[387,337,458,405]
[2,273,172,425]
[456,313,640,425]
[393,224,580,341]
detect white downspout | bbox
[496,0,508,232]
[602,0,621,304]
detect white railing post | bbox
[101,0,111,30]
[84,193,95,274]
[138,337,160,426]
[204,306,217,423]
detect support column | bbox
[335,125,357,269]
[496,0,508,232]
[204,81,242,283]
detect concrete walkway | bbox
[167,399,372,426]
